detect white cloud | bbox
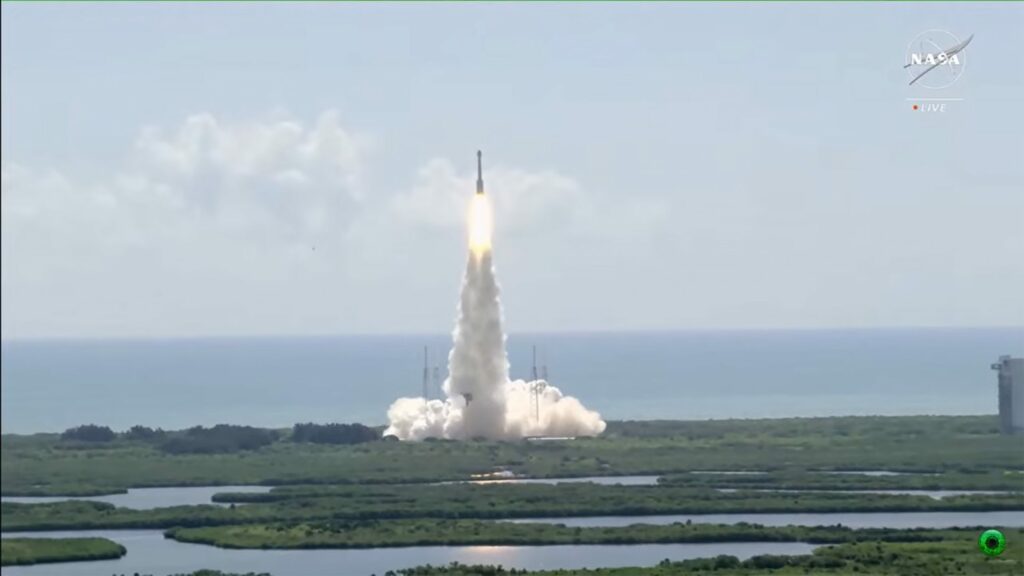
[390,157,667,241]
[1,111,379,339]
[391,157,586,232]
[1,108,677,339]
[128,110,369,239]
[4,111,371,246]
[135,111,364,186]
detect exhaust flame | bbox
[468,194,493,256]
[384,185,606,441]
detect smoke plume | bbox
[384,196,605,441]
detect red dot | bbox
[912,104,919,111]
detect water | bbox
[444,475,661,486]
[824,470,936,477]
[0,486,270,509]
[0,482,659,507]
[506,510,1024,529]
[5,482,1005,509]
[0,530,817,576]
[714,488,1015,500]
[2,328,1022,433]
[690,470,768,475]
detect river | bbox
[0,481,661,509]
[504,510,1024,529]
[714,488,1014,500]
[0,530,817,576]
[0,486,271,509]
[442,475,661,486]
[3,482,1015,509]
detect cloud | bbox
[135,111,365,189]
[1,110,379,339]
[4,110,370,245]
[132,110,370,239]
[1,109,671,339]
[391,157,586,232]
[390,156,668,242]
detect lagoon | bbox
[0,530,817,576]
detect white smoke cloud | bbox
[445,251,510,438]
[384,250,606,441]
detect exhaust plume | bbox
[384,180,605,441]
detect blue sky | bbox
[2,2,1022,339]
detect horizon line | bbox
[3,324,1023,345]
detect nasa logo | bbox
[904,29,971,89]
[910,51,960,67]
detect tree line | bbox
[291,422,378,445]
[59,421,380,453]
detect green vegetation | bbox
[165,520,979,549]
[659,470,1024,491]
[214,481,1024,515]
[291,422,379,445]
[392,533,1024,575]
[160,425,281,455]
[88,572,267,576]
[124,425,168,442]
[0,537,126,566]
[4,415,1021,534]
[60,424,116,442]
[4,484,1021,532]
[2,416,1022,574]
[163,572,270,576]
[4,416,1021,496]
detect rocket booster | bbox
[476,150,484,195]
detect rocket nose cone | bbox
[475,150,484,195]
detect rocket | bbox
[476,150,484,195]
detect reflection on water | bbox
[506,510,1024,529]
[0,530,817,576]
[0,486,271,510]
[443,475,660,486]
[688,470,768,475]
[823,470,939,476]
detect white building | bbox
[992,356,1024,434]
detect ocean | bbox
[1,328,1021,434]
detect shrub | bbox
[123,425,166,442]
[291,423,379,445]
[61,425,116,442]
[746,554,791,569]
[160,425,278,454]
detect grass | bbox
[164,521,1005,549]
[3,416,1021,532]
[658,470,1024,491]
[4,484,1021,532]
[3,415,1021,496]
[1,416,1021,574]
[390,531,1024,575]
[160,527,1024,575]
[0,537,126,566]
